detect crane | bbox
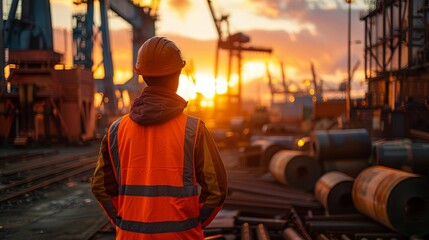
[207,0,272,117]
[266,61,289,106]
[310,62,323,96]
[72,0,157,114]
[1,0,156,144]
[339,60,360,92]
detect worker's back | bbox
[110,113,204,239]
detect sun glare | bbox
[215,78,228,95]
[195,73,216,98]
[114,70,133,85]
[243,61,267,81]
[177,72,234,101]
[177,74,197,101]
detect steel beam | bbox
[99,0,116,114]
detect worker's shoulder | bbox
[184,114,207,127]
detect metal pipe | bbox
[352,166,429,236]
[256,224,270,240]
[290,208,312,240]
[204,234,227,240]
[353,233,402,240]
[304,214,367,222]
[317,233,330,240]
[235,216,287,231]
[229,175,318,200]
[241,223,253,240]
[340,234,351,240]
[227,190,319,208]
[283,228,304,240]
[305,220,389,234]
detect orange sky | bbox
[49,0,369,106]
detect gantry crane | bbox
[72,0,157,115]
[0,0,156,144]
[265,61,289,106]
[310,62,323,97]
[207,0,272,117]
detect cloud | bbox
[247,0,309,19]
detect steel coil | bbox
[251,139,288,169]
[352,166,429,236]
[322,159,370,178]
[373,140,411,169]
[269,150,321,191]
[314,171,356,214]
[374,141,429,174]
[263,135,295,149]
[311,129,371,162]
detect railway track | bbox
[1,144,428,239]
[0,144,113,240]
[0,149,98,203]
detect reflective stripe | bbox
[110,115,202,235]
[184,116,199,186]
[119,184,198,197]
[109,117,122,185]
[117,217,199,234]
[200,205,215,223]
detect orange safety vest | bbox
[107,113,203,239]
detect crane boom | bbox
[207,0,223,39]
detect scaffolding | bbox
[360,0,429,109]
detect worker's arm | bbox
[90,134,119,225]
[195,121,228,228]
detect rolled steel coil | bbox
[352,166,429,236]
[263,135,295,149]
[374,141,429,174]
[372,139,411,169]
[269,150,321,191]
[311,129,371,162]
[251,139,288,169]
[314,171,356,214]
[322,159,370,178]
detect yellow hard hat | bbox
[135,36,186,76]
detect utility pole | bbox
[345,0,353,124]
[1,2,5,94]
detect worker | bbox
[91,36,228,239]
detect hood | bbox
[129,86,187,125]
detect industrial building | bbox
[359,0,429,138]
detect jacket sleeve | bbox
[195,121,228,228]
[90,134,119,225]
